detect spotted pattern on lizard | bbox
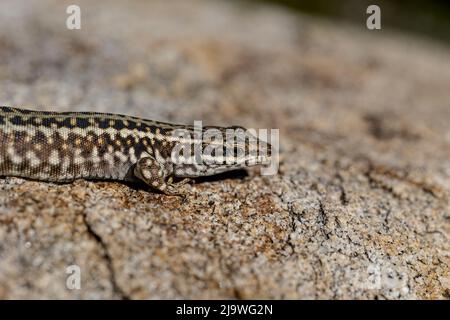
[0,106,272,195]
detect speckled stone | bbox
[0,0,448,299]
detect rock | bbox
[0,0,448,299]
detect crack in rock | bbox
[80,210,130,300]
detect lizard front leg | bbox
[134,156,189,196]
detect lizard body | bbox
[0,106,271,194]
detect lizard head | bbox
[171,125,273,177]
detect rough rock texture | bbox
[0,0,449,299]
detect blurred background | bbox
[243,0,450,44]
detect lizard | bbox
[0,106,272,195]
